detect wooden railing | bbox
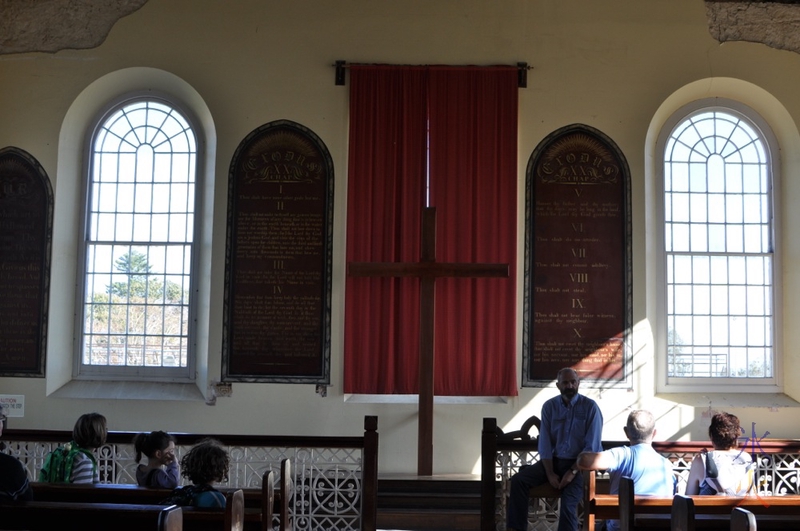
[1,415,379,531]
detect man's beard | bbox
[561,388,577,399]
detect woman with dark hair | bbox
[685,412,754,495]
[133,430,179,488]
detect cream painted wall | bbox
[2,0,800,475]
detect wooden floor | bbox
[377,474,482,531]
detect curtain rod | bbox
[333,60,530,88]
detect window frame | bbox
[73,93,201,382]
[655,98,783,393]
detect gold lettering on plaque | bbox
[530,129,626,380]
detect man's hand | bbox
[557,469,578,489]
[546,470,561,489]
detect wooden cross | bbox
[347,206,509,475]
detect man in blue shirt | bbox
[507,368,603,531]
[576,409,676,531]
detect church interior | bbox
[4,2,800,526]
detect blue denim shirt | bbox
[538,393,603,460]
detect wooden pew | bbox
[671,494,800,531]
[7,415,379,531]
[617,477,800,531]
[181,489,243,531]
[0,501,182,531]
[31,464,284,531]
[481,415,800,531]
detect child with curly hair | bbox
[162,438,229,508]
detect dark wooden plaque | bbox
[0,147,53,377]
[522,125,631,385]
[222,120,333,383]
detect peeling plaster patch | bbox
[707,1,800,53]
[0,0,149,55]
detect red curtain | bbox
[344,65,518,396]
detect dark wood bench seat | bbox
[180,489,243,531]
[0,500,183,531]
[6,415,377,531]
[614,477,800,531]
[29,459,293,531]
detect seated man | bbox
[577,409,675,531]
[507,368,603,531]
[0,411,33,502]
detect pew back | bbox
[181,489,243,531]
[481,416,800,531]
[31,465,283,531]
[4,416,378,531]
[0,501,183,531]
[731,508,757,531]
[621,478,800,531]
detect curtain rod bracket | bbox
[335,60,346,86]
[517,62,528,88]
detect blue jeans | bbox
[507,458,582,531]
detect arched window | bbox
[77,98,198,380]
[659,103,778,388]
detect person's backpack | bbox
[38,442,96,483]
[159,484,215,506]
[703,448,756,495]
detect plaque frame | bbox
[222,120,333,384]
[0,146,53,377]
[522,124,632,388]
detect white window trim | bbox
[73,95,200,382]
[653,97,783,394]
[48,67,216,399]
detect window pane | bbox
[710,315,729,344]
[690,223,708,252]
[710,286,728,315]
[673,285,693,314]
[673,255,692,283]
[671,224,690,252]
[664,109,774,380]
[726,225,743,253]
[689,193,707,222]
[693,286,711,317]
[82,99,197,373]
[693,316,710,345]
[708,224,726,253]
[709,256,728,284]
[692,256,710,284]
